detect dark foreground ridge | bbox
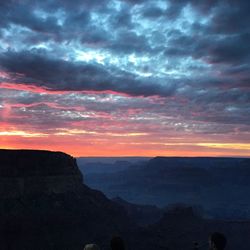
[0,149,132,249]
[0,149,83,197]
[1,150,250,250]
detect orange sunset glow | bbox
[0,0,250,158]
[1,86,250,157]
[1,81,250,157]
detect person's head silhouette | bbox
[209,232,227,250]
[110,236,125,250]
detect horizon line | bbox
[1,148,250,158]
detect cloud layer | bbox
[0,0,249,156]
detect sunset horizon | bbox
[1,145,250,158]
[1,0,249,158]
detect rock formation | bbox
[0,149,132,249]
[0,149,83,198]
[1,150,250,250]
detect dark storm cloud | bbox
[207,33,250,64]
[0,50,176,97]
[142,6,165,19]
[121,0,145,4]
[0,0,249,136]
[145,0,250,65]
[0,1,60,33]
[209,0,250,34]
[108,30,152,54]
[165,30,250,66]
[109,5,133,28]
[0,0,104,45]
[0,0,248,64]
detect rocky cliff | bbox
[0,149,132,249]
[1,150,250,250]
[0,149,83,198]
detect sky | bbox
[0,0,250,157]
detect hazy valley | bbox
[80,157,250,220]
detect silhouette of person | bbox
[84,243,100,250]
[209,232,227,250]
[110,236,125,250]
[193,241,199,250]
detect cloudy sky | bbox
[0,0,250,156]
